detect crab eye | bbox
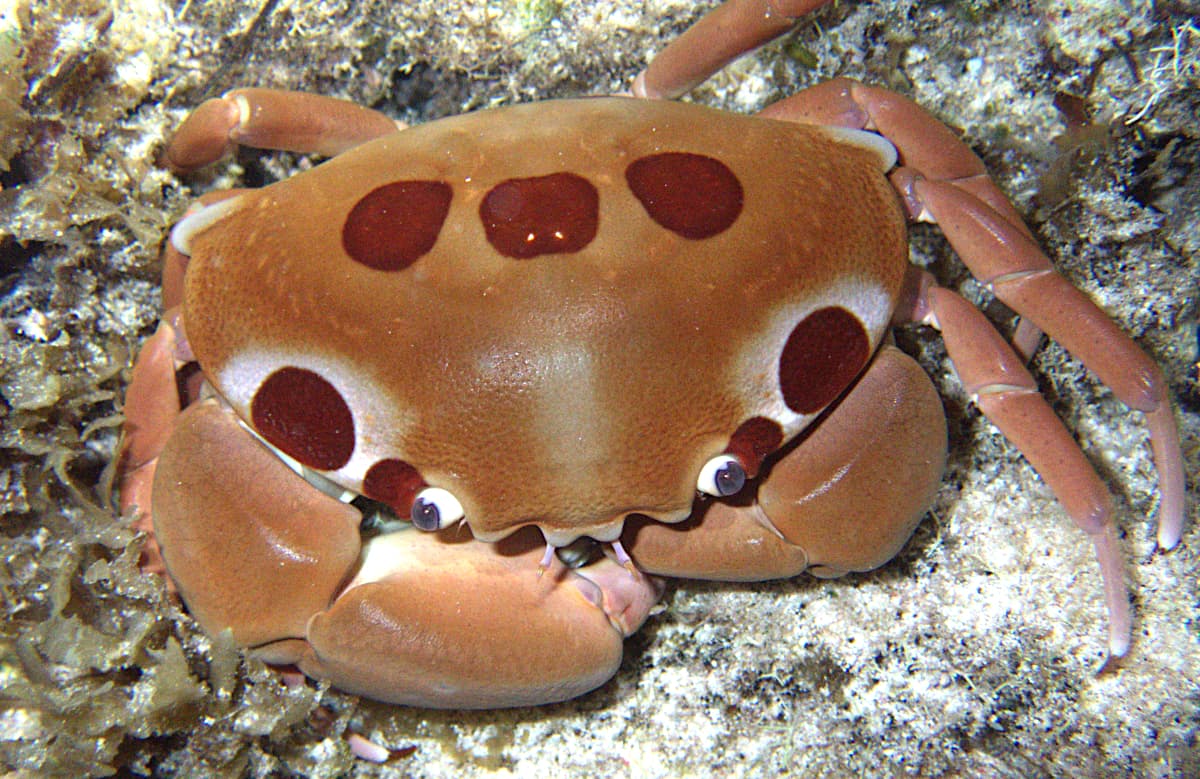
[410,487,464,531]
[697,454,746,497]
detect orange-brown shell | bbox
[181,97,907,543]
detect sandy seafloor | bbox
[1,0,1198,776]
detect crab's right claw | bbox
[299,531,663,709]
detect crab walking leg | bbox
[632,0,831,99]
[916,280,1133,658]
[116,320,182,577]
[762,78,1184,550]
[910,178,1184,550]
[163,88,403,172]
[622,345,947,581]
[151,399,662,708]
[121,187,229,569]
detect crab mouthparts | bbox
[535,536,640,579]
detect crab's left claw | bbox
[153,399,662,709]
[621,343,947,582]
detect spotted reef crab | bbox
[118,0,1185,709]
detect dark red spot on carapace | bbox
[479,172,599,258]
[725,417,785,478]
[251,367,355,471]
[625,152,743,239]
[778,307,870,414]
[342,180,452,271]
[362,458,426,515]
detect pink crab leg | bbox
[632,0,832,99]
[163,87,403,172]
[911,177,1184,549]
[908,276,1133,658]
[117,319,182,577]
[118,308,205,582]
[762,78,1184,552]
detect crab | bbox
[118,0,1185,709]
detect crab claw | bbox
[621,344,947,580]
[153,399,662,709]
[297,530,662,708]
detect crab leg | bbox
[905,271,1132,657]
[120,192,234,573]
[909,178,1184,549]
[632,0,832,99]
[116,319,182,577]
[163,88,402,172]
[762,78,1184,555]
